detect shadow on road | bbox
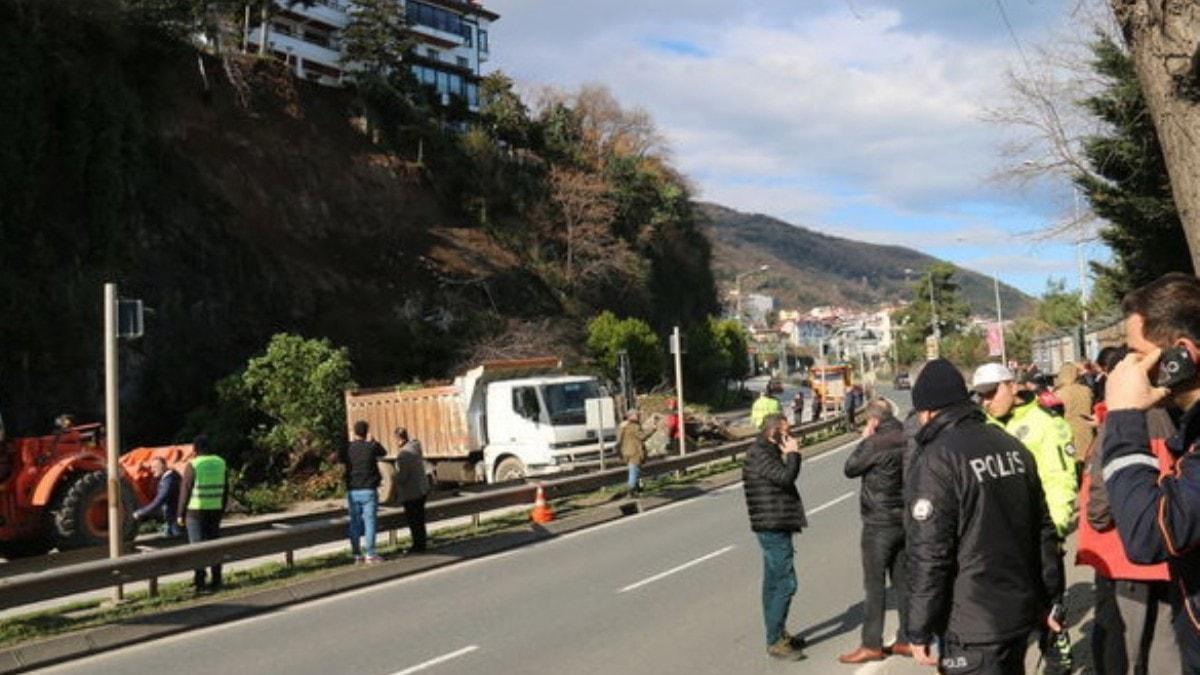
[798,600,864,648]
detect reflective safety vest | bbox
[751,396,782,429]
[1076,441,1172,582]
[989,400,1077,537]
[188,455,227,511]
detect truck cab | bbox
[484,375,615,482]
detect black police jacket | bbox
[905,403,1064,645]
[743,436,808,532]
[844,417,906,527]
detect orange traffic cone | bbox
[531,484,555,524]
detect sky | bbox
[484,0,1110,298]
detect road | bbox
[36,386,1087,674]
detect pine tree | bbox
[1076,36,1193,297]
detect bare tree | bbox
[1109,0,1200,270]
[547,166,616,282]
[986,1,1117,240]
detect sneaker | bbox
[364,555,384,565]
[767,636,806,661]
[352,555,365,565]
[782,630,807,650]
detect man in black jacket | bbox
[905,359,1064,673]
[743,413,807,660]
[839,399,911,664]
[132,457,182,537]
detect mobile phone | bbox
[1156,345,1197,390]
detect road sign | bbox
[669,332,687,355]
[925,335,940,361]
[117,299,144,339]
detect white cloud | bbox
[485,0,1081,293]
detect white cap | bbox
[971,363,1015,392]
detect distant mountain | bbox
[699,202,1034,317]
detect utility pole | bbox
[103,283,123,602]
[928,272,941,345]
[993,273,1007,365]
[1074,189,1090,360]
[671,326,686,457]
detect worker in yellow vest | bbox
[176,435,228,593]
[751,385,784,429]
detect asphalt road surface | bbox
[37,386,1088,674]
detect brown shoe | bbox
[767,636,806,661]
[837,647,886,664]
[885,642,913,657]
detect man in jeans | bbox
[394,427,430,554]
[839,399,911,664]
[176,435,227,593]
[339,420,386,564]
[743,413,808,660]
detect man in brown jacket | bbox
[1057,361,1095,466]
[619,410,650,496]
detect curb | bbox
[0,430,859,673]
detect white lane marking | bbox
[617,545,735,593]
[808,491,856,516]
[390,645,479,675]
[808,438,860,462]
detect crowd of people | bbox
[741,272,1200,674]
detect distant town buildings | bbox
[245,0,497,110]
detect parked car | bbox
[893,372,911,390]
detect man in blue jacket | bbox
[132,457,181,536]
[1102,273,1200,672]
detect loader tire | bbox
[52,471,137,550]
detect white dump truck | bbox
[344,357,617,484]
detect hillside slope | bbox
[700,203,1034,315]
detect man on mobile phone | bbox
[743,413,808,660]
[1102,272,1200,671]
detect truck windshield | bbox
[541,381,601,426]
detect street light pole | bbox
[993,272,1007,365]
[928,272,941,345]
[1074,188,1090,360]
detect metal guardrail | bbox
[0,415,852,612]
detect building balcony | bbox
[248,29,343,72]
[275,0,350,29]
[408,21,468,49]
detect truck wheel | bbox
[494,457,526,483]
[52,471,138,550]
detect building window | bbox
[272,22,292,35]
[426,47,440,60]
[304,30,330,48]
[407,1,469,39]
[478,29,488,52]
[461,25,473,47]
[457,56,469,68]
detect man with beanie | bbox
[906,359,1064,673]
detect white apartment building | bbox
[245,0,497,110]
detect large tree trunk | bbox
[1110,1,1200,272]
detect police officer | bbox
[906,359,1064,673]
[1102,273,1200,671]
[972,362,1077,671]
[177,435,227,593]
[972,363,1077,538]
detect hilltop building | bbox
[245,0,497,110]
